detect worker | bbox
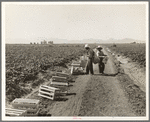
[84,44,94,75]
[96,46,107,74]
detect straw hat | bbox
[96,45,103,49]
[84,44,90,48]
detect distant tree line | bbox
[30,40,53,45]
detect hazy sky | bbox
[4,2,147,43]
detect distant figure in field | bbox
[96,46,107,74]
[84,44,94,75]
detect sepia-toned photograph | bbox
[2,2,149,121]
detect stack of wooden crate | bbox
[11,98,40,116]
[50,72,70,94]
[51,76,69,86]
[50,72,70,86]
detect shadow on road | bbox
[58,92,76,96]
[68,80,75,82]
[66,93,76,96]
[68,84,73,87]
[55,97,68,101]
[93,73,118,76]
[103,73,118,76]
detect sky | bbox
[3,2,148,44]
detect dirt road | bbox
[79,49,136,116]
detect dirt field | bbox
[7,47,146,117]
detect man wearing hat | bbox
[96,46,107,74]
[84,44,94,75]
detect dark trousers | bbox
[99,59,105,73]
[86,58,94,74]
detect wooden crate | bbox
[50,81,69,86]
[52,76,68,82]
[71,63,81,67]
[12,98,40,108]
[5,108,27,116]
[49,78,69,94]
[11,98,40,116]
[55,72,69,78]
[71,66,84,75]
[38,85,60,100]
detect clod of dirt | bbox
[118,67,125,74]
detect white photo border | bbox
[2,1,149,121]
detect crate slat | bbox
[52,79,68,83]
[40,85,60,91]
[12,98,40,104]
[5,108,27,116]
[12,107,38,113]
[39,90,55,96]
[56,72,69,78]
[52,76,67,79]
[40,86,60,93]
[71,63,81,67]
[39,88,54,94]
[6,108,27,112]
[6,111,23,114]
[52,76,68,82]
[50,81,69,86]
[38,93,54,100]
[6,112,20,116]
[39,91,54,98]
